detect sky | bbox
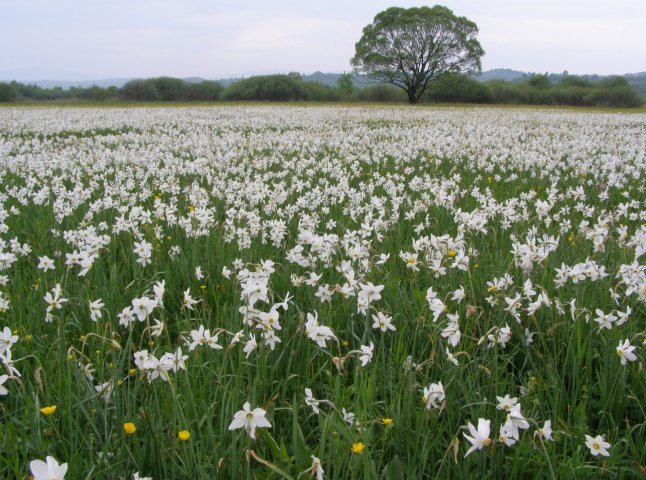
[1,0,645,81]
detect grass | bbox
[0,105,644,479]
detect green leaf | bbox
[381,455,405,480]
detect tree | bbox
[351,6,484,104]
[337,72,354,98]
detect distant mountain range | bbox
[4,70,646,96]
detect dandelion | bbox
[351,442,365,454]
[40,405,57,416]
[123,422,137,434]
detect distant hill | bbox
[474,69,529,82]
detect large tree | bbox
[351,6,484,104]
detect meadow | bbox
[0,105,644,479]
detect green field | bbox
[0,105,644,479]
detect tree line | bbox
[0,73,642,107]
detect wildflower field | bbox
[0,105,644,479]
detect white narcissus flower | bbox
[30,456,68,480]
[371,311,396,332]
[304,388,320,414]
[195,266,204,280]
[422,382,445,409]
[537,420,553,441]
[585,434,611,456]
[131,297,157,322]
[0,326,19,354]
[358,342,374,366]
[228,401,272,439]
[38,255,55,271]
[0,374,10,395]
[182,288,200,310]
[463,418,491,457]
[616,339,637,365]
[89,299,104,321]
[311,455,324,480]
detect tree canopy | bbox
[351,5,485,103]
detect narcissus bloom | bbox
[585,434,611,456]
[29,456,68,480]
[228,401,272,439]
[616,339,637,365]
[463,418,491,457]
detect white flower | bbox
[422,382,445,409]
[30,456,68,480]
[304,388,320,414]
[502,405,530,439]
[310,455,324,480]
[498,423,518,447]
[195,266,204,280]
[358,342,374,366]
[0,374,10,395]
[451,286,466,303]
[594,309,617,330]
[150,319,164,337]
[463,418,491,457]
[89,299,104,321]
[133,473,153,480]
[222,266,232,279]
[182,288,200,310]
[243,335,257,358]
[0,326,19,354]
[441,313,461,347]
[616,339,637,365]
[585,434,611,456]
[228,401,272,439]
[496,394,518,412]
[537,420,553,441]
[131,297,157,322]
[38,255,55,272]
[371,311,396,332]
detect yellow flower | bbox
[23,334,33,342]
[447,250,457,257]
[342,340,349,347]
[123,422,136,434]
[40,405,57,416]
[351,442,365,454]
[382,418,394,426]
[178,430,191,441]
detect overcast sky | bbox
[1,0,644,80]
